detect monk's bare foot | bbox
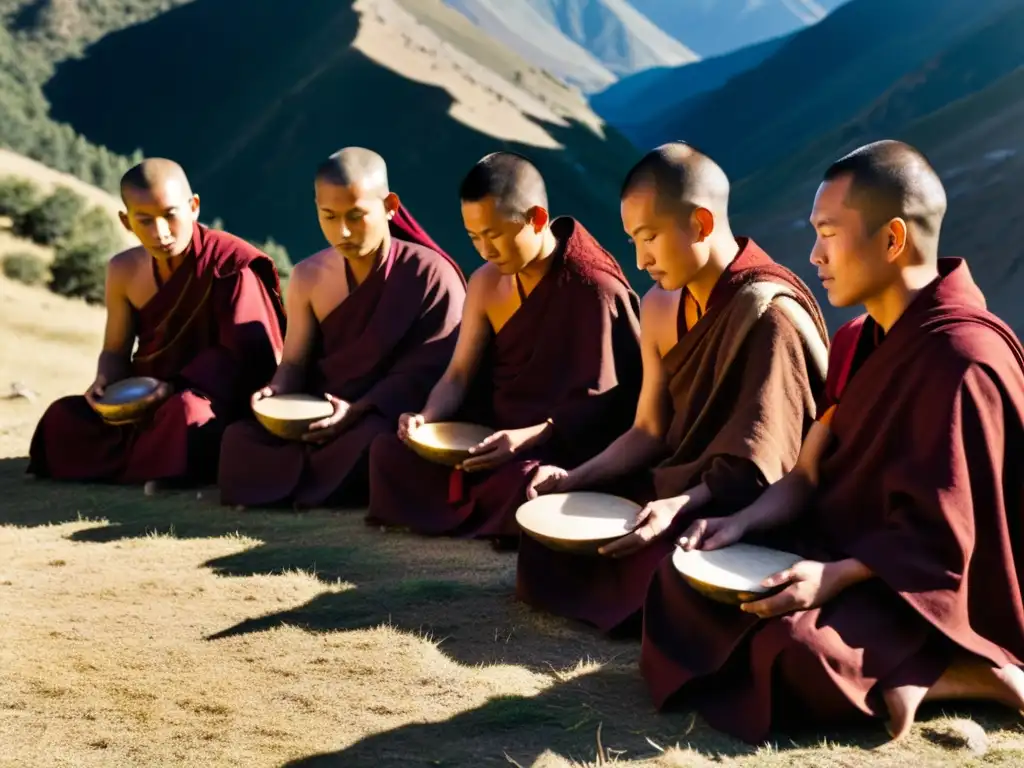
[884,656,1024,740]
[883,685,928,740]
[234,504,246,512]
[144,480,162,496]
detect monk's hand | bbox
[740,560,845,619]
[678,514,748,552]
[147,380,174,405]
[599,495,689,558]
[460,426,541,473]
[398,412,425,442]
[525,465,572,499]
[84,374,110,409]
[251,384,279,408]
[303,394,351,443]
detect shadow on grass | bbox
[5,457,1022,765]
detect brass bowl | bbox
[405,422,494,467]
[671,543,802,605]
[516,492,641,557]
[253,393,335,441]
[90,376,161,425]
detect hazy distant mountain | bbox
[591,32,792,140]
[629,0,850,58]
[524,0,698,76]
[442,0,697,92]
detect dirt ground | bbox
[2,274,1023,766]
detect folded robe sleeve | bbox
[173,267,283,409]
[841,363,1024,665]
[697,305,815,508]
[349,263,463,421]
[546,287,642,453]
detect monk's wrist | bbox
[97,350,129,381]
[828,558,873,590]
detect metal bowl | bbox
[671,543,802,605]
[405,422,494,467]
[90,376,162,425]
[516,492,641,556]
[253,393,335,441]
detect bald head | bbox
[120,158,192,204]
[823,140,946,249]
[459,152,548,219]
[315,147,390,197]
[620,142,730,219]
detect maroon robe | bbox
[640,258,1024,744]
[516,239,830,633]
[217,227,466,508]
[366,216,643,539]
[27,223,286,485]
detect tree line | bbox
[0,175,291,304]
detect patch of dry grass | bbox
[3,282,1024,766]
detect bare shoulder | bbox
[107,245,148,280]
[291,248,334,281]
[639,285,679,325]
[466,261,502,296]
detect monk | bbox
[27,159,286,493]
[641,140,1024,744]
[366,151,643,544]
[216,148,466,509]
[516,142,830,633]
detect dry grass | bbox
[2,281,1024,766]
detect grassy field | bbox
[2,275,1024,766]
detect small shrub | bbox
[15,186,87,245]
[48,240,106,304]
[259,236,292,278]
[0,177,42,222]
[2,251,48,286]
[70,205,122,253]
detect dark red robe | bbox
[217,225,466,508]
[27,223,286,485]
[366,216,643,539]
[516,239,830,632]
[640,258,1024,744]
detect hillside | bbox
[37,0,643,282]
[441,0,615,92]
[729,10,1024,334]
[628,0,847,58]
[0,148,138,260]
[441,0,697,92]
[634,0,1020,180]
[591,32,793,141]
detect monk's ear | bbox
[885,218,908,263]
[118,211,132,233]
[189,194,201,216]
[692,207,714,242]
[527,206,549,232]
[383,192,401,219]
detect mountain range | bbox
[1,0,1022,333]
[5,0,643,281]
[438,0,848,92]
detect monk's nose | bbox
[155,218,172,239]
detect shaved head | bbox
[459,151,548,219]
[315,147,389,197]
[314,147,398,262]
[120,158,192,204]
[620,142,730,218]
[823,140,947,251]
[118,158,199,260]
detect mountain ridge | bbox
[36,0,643,281]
